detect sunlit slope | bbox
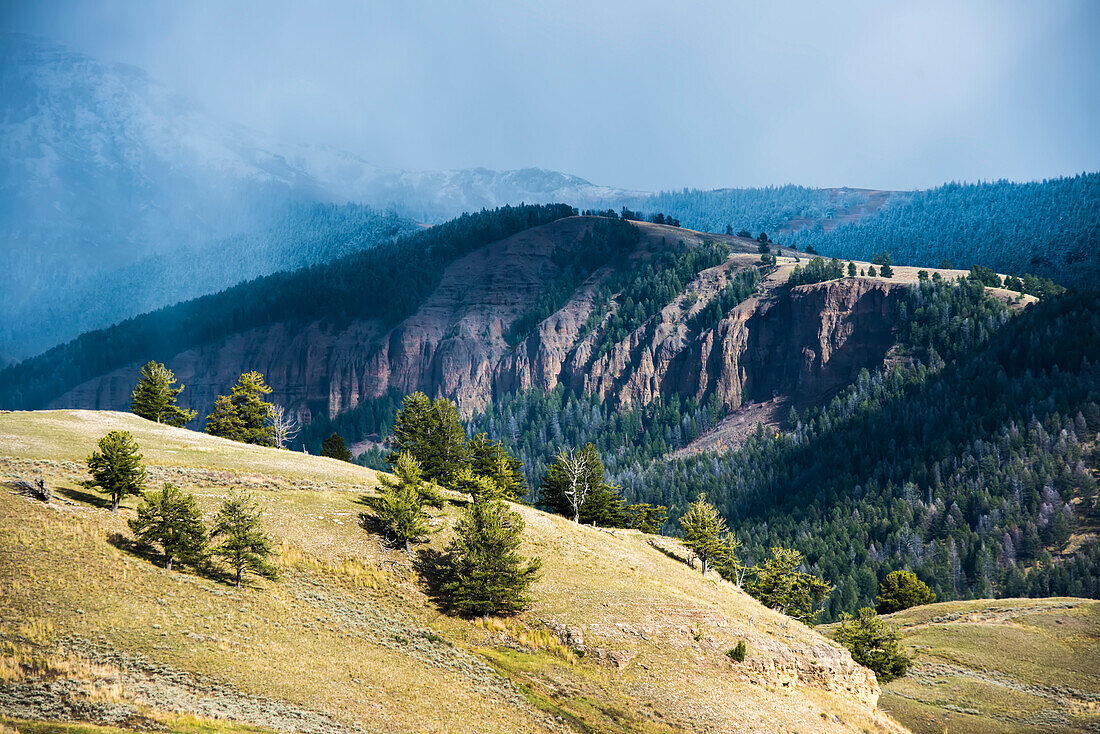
[878,598,1100,734]
[0,410,904,733]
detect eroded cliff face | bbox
[52,219,908,426]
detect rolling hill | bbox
[869,598,1099,733]
[0,409,904,734]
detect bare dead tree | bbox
[269,404,301,449]
[557,448,590,523]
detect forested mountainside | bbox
[624,286,1100,619]
[1,203,415,358]
[3,204,1095,624]
[781,175,1099,288]
[1,205,917,429]
[620,175,1098,288]
[609,186,890,238]
[450,284,1100,621]
[0,204,577,411]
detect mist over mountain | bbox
[0,34,642,359]
[5,33,1095,363]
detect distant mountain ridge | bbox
[0,33,642,358]
[3,33,1095,363]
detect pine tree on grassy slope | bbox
[86,430,148,512]
[129,482,208,571]
[875,570,936,614]
[211,489,276,588]
[130,361,196,426]
[321,432,354,462]
[370,452,433,553]
[833,607,911,682]
[205,371,276,446]
[438,498,541,617]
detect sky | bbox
[3,0,1098,192]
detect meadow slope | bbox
[877,598,1100,734]
[0,410,904,734]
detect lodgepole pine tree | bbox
[875,571,936,614]
[205,372,276,446]
[388,392,469,484]
[86,430,148,512]
[466,432,526,501]
[370,452,433,553]
[321,432,354,462]
[679,494,728,576]
[204,395,243,440]
[211,489,276,587]
[833,607,912,682]
[438,498,542,616]
[129,482,208,571]
[130,361,196,426]
[748,546,833,625]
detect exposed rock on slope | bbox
[51,218,908,428]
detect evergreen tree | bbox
[467,432,525,501]
[370,452,432,553]
[205,371,276,446]
[623,503,669,533]
[321,432,354,462]
[748,546,833,625]
[788,256,846,286]
[437,498,542,616]
[204,395,243,441]
[679,494,728,576]
[211,489,277,588]
[86,430,148,512]
[875,571,936,614]
[451,466,507,503]
[389,392,469,484]
[833,607,912,682]
[880,262,894,278]
[228,371,276,446]
[128,482,208,571]
[130,361,196,426]
[847,262,857,277]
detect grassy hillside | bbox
[0,410,904,734]
[873,598,1100,733]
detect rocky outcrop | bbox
[52,218,909,425]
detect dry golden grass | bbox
[0,410,381,487]
[0,410,905,734]
[869,598,1100,734]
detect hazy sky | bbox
[3,0,1098,191]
